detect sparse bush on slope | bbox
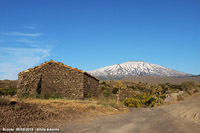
[123,94,164,108]
[0,87,17,96]
[181,81,198,95]
[124,98,142,108]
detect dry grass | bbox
[23,98,128,115]
[0,97,128,130]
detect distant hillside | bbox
[190,75,200,77]
[122,76,200,85]
[0,80,17,89]
[88,61,192,80]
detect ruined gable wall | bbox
[17,63,85,98]
[40,63,84,98]
[17,70,42,97]
[83,74,99,98]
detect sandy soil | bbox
[61,95,200,133]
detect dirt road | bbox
[62,95,200,133]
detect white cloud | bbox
[27,24,37,29]
[0,47,52,80]
[15,38,41,48]
[16,38,37,44]
[0,29,54,80]
[1,32,43,37]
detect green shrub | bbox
[124,98,142,108]
[169,84,181,90]
[127,85,137,90]
[0,88,17,96]
[20,92,30,98]
[181,81,198,91]
[103,91,111,97]
[100,86,106,92]
[124,93,165,108]
[100,81,106,85]
[159,94,166,100]
[145,96,158,107]
[20,93,62,99]
[14,105,22,110]
[112,87,119,94]
[37,93,62,99]
[138,87,146,90]
[194,89,199,93]
[157,97,164,104]
[0,97,10,106]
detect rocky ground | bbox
[61,94,200,133]
[0,98,127,132]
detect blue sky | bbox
[0,0,200,80]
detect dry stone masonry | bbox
[17,60,99,99]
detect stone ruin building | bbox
[17,60,99,99]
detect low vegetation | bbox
[0,79,199,130]
[0,87,127,130]
[0,97,10,106]
[99,80,200,108]
[0,97,128,130]
[0,87,17,96]
[124,94,164,107]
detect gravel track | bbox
[61,95,200,133]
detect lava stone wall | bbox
[83,73,99,97]
[17,62,91,99]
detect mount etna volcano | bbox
[88,61,192,80]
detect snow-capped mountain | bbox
[88,61,192,80]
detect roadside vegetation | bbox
[98,80,200,107]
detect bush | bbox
[124,98,142,108]
[0,97,10,106]
[146,96,158,107]
[14,105,22,110]
[99,86,106,92]
[100,81,106,85]
[128,85,137,90]
[0,88,17,96]
[37,93,62,99]
[181,81,198,91]
[103,91,112,97]
[112,87,119,94]
[20,92,30,98]
[169,84,181,90]
[159,94,166,100]
[20,93,62,99]
[123,94,164,108]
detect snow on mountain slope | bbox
[87,61,191,80]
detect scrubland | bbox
[0,79,200,131]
